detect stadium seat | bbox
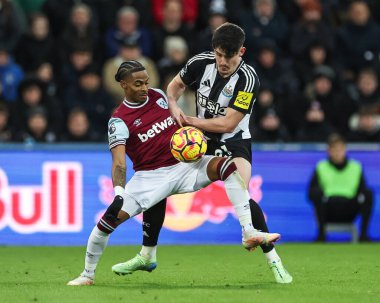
[325,223,359,243]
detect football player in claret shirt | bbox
[125,23,293,284]
[67,61,281,286]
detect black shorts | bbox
[205,139,252,164]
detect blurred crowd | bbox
[1,0,380,144]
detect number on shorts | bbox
[214,145,232,158]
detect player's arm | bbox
[166,73,188,126]
[111,145,126,196]
[186,108,244,133]
[108,117,129,197]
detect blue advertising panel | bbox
[0,145,379,245]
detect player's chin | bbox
[137,95,148,102]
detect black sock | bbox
[249,199,274,253]
[142,198,167,246]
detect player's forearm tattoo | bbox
[113,165,126,187]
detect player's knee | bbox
[216,157,237,181]
[97,196,124,234]
[105,196,124,220]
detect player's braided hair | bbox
[114,60,145,82]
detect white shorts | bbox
[122,155,214,217]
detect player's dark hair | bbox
[115,60,145,82]
[327,133,346,147]
[212,22,245,57]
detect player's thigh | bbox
[174,156,214,193]
[206,139,252,187]
[124,169,172,213]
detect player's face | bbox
[214,47,245,78]
[121,70,149,103]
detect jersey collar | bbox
[123,96,149,108]
[230,59,244,78]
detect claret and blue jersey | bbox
[108,88,179,171]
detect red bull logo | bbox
[98,175,263,232]
[0,162,83,233]
[163,177,263,231]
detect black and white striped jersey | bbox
[179,51,260,142]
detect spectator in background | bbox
[253,107,291,143]
[294,40,340,90]
[34,62,58,98]
[347,106,380,142]
[14,106,57,143]
[0,0,26,53]
[42,0,102,37]
[14,13,56,72]
[158,36,189,88]
[308,133,373,242]
[252,39,299,98]
[0,47,24,103]
[103,0,153,30]
[296,100,334,142]
[11,77,63,135]
[103,36,159,103]
[63,65,115,136]
[59,43,95,91]
[289,0,335,60]
[335,0,380,78]
[0,101,12,142]
[195,8,227,53]
[252,86,285,124]
[303,65,356,135]
[60,107,102,142]
[240,0,289,61]
[42,0,79,37]
[352,68,380,110]
[59,3,99,64]
[152,0,195,60]
[152,0,198,26]
[196,0,247,29]
[105,6,152,59]
[158,36,196,116]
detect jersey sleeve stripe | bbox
[240,64,256,92]
[109,139,126,150]
[187,52,215,65]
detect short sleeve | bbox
[228,66,260,114]
[108,117,129,149]
[179,53,212,87]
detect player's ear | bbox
[239,47,246,57]
[120,80,128,89]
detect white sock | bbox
[83,226,110,277]
[140,245,157,260]
[224,171,254,235]
[265,248,281,263]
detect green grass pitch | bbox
[0,244,379,303]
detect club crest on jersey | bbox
[222,85,233,97]
[156,98,168,109]
[133,118,142,127]
[108,123,116,134]
[234,91,253,110]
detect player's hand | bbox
[184,116,196,126]
[169,103,188,127]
